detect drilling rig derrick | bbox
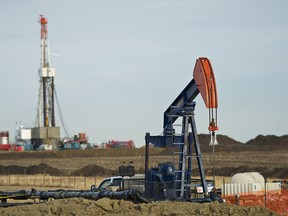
[32,15,60,150]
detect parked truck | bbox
[97,174,145,193]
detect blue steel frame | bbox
[146,78,208,198]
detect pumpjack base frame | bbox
[145,103,208,200]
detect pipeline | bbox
[0,189,150,206]
[0,190,32,200]
[33,189,149,203]
[0,188,221,207]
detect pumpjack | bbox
[145,57,218,200]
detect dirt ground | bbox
[0,197,280,216]
[0,134,287,215]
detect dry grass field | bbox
[0,147,287,188]
[1,134,287,176]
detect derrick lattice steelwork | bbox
[35,15,56,128]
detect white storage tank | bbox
[0,131,9,144]
[231,172,265,191]
[232,172,265,189]
[222,172,280,196]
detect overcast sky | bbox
[0,1,287,147]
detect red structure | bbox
[0,131,24,152]
[105,140,135,148]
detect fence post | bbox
[223,178,225,197]
[235,194,240,205]
[264,177,267,208]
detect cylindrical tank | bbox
[0,131,9,144]
[231,172,264,184]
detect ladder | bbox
[167,105,190,199]
[166,103,208,199]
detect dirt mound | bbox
[199,134,288,152]
[70,165,117,177]
[0,164,117,177]
[1,163,287,179]
[203,166,270,178]
[199,134,243,145]
[202,166,288,179]
[26,163,63,176]
[246,134,288,147]
[0,198,279,216]
[0,163,63,176]
[160,133,288,153]
[269,167,288,179]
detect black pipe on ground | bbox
[0,189,150,204]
